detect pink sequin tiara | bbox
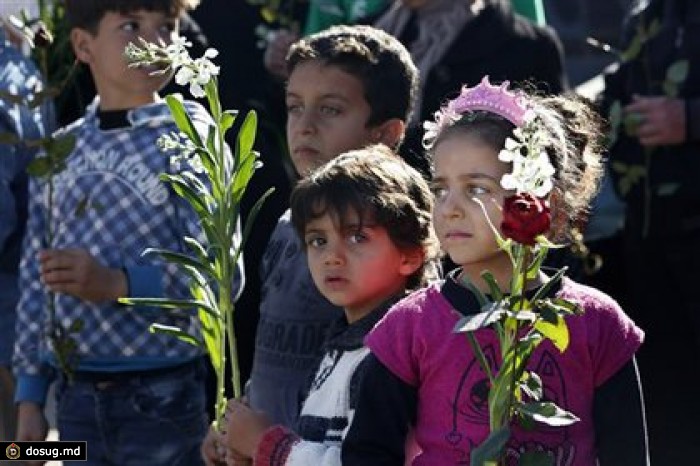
[422,76,533,149]
[448,76,531,126]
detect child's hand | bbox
[16,402,49,466]
[201,424,227,466]
[224,399,272,459]
[39,248,128,302]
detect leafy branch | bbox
[122,38,272,428]
[2,2,82,379]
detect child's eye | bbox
[286,103,302,114]
[306,236,326,248]
[159,22,177,35]
[348,231,368,244]
[121,21,139,32]
[467,185,490,196]
[430,185,448,201]
[319,106,341,116]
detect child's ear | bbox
[70,28,93,64]
[399,247,425,277]
[372,119,406,148]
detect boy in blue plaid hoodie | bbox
[12,1,242,464]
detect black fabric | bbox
[603,0,700,239]
[601,2,700,462]
[439,267,561,317]
[341,353,416,466]
[322,294,402,352]
[96,109,129,130]
[593,358,649,466]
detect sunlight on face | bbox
[304,208,417,322]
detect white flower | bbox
[422,107,461,149]
[125,36,220,99]
[498,120,555,197]
[159,132,204,174]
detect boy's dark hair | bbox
[290,144,438,290]
[287,25,419,128]
[65,0,200,32]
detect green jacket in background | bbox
[303,0,390,35]
[511,0,546,25]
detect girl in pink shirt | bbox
[342,80,648,466]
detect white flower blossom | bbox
[125,36,220,99]
[158,132,204,174]
[497,120,555,197]
[422,107,461,149]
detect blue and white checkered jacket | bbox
[13,97,244,403]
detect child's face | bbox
[286,61,381,176]
[431,133,513,277]
[304,208,418,323]
[71,9,179,110]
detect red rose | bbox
[500,193,551,245]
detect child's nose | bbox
[439,191,463,218]
[323,244,344,265]
[297,110,317,135]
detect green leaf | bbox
[149,323,203,347]
[666,60,689,84]
[533,312,569,352]
[620,32,642,63]
[453,301,507,333]
[531,267,567,302]
[194,147,219,178]
[607,100,622,146]
[68,318,84,333]
[119,296,220,321]
[184,236,209,263]
[143,248,216,285]
[234,110,257,171]
[205,124,218,162]
[623,112,643,137]
[0,89,25,105]
[470,426,510,466]
[526,247,549,280]
[74,196,89,217]
[0,132,20,145]
[220,109,238,133]
[199,306,222,372]
[540,298,582,316]
[28,87,60,108]
[231,150,258,204]
[518,450,554,466]
[160,173,212,218]
[481,271,503,301]
[611,162,646,196]
[26,156,54,177]
[520,371,543,401]
[165,94,203,148]
[662,81,678,98]
[518,401,580,427]
[142,247,215,280]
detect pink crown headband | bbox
[422,76,534,149]
[449,76,531,126]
